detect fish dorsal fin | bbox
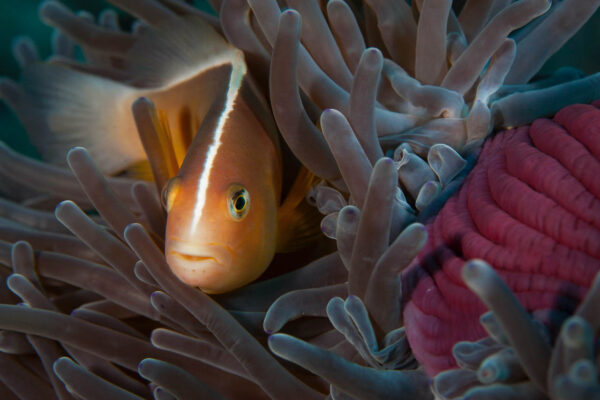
[126,15,255,168]
[132,14,283,158]
[131,98,180,188]
[155,107,181,168]
[124,15,242,89]
[276,166,323,253]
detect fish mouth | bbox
[165,250,224,288]
[165,240,233,268]
[164,241,235,289]
[170,252,218,263]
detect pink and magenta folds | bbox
[403,102,600,376]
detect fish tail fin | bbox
[18,62,145,175]
[276,166,324,253]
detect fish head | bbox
[164,172,279,294]
[163,61,281,294]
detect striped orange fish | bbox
[17,15,320,294]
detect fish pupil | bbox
[235,195,246,211]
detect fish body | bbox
[14,15,319,294]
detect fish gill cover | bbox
[0,0,598,399]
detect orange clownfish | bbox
[161,56,315,293]
[15,15,321,294]
[158,22,321,293]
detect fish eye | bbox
[161,177,181,212]
[228,184,250,220]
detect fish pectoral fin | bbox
[276,166,323,253]
[117,159,155,181]
[131,98,181,188]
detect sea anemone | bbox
[0,0,599,399]
[404,102,600,374]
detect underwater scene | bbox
[0,0,599,399]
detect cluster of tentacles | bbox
[0,0,598,399]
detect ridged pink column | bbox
[403,101,600,376]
